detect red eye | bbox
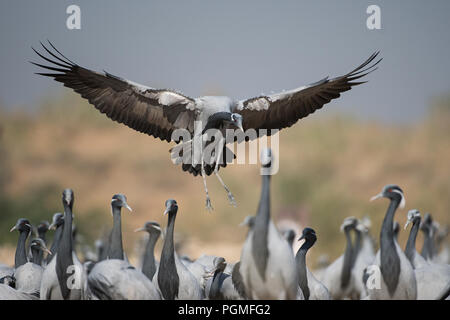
[388,188,392,192]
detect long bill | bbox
[370,193,383,202]
[404,220,412,230]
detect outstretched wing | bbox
[234,52,381,139]
[31,41,197,142]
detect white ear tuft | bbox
[392,189,406,209]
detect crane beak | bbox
[298,235,305,241]
[164,204,171,215]
[239,218,251,227]
[48,223,56,230]
[123,203,133,212]
[44,248,52,255]
[235,117,243,132]
[134,227,145,233]
[9,225,16,232]
[370,193,383,202]
[404,220,411,230]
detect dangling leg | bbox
[215,171,236,207]
[214,140,236,207]
[201,148,213,212]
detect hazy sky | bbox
[0,0,449,123]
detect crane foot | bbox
[205,197,214,212]
[227,192,237,207]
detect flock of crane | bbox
[0,43,448,300]
[0,149,449,300]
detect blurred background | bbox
[0,0,449,268]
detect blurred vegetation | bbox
[0,95,107,247]
[0,91,449,267]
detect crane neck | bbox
[14,230,29,268]
[352,229,362,265]
[252,173,271,281]
[231,262,247,299]
[57,201,76,300]
[31,246,42,265]
[379,196,401,296]
[61,203,73,251]
[420,227,435,260]
[256,174,271,222]
[163,212,176,258]
[158,210,179,300]
[141,232,160,280]
[36,232,46,266]
[38,230,47,243]
[109,205,124,260]
[295,240,314,300]
[209,269,226,300]
[362,231,374,253]
[47,223,63,264]
[380,197,400,250]
[405,217,421,265]
[340,227,354,289]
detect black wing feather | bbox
[236,52,382,138]
[31,42,196,142]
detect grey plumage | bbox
[404,210,450,300]
[135,221,162,281]
[320,217,358,299]
[205,257,243,300]
[88,194,160,300]
[282,229,297,249]
[155,199,202,300]
[351,218,376,299]
[10,219,32,269]
[46,213,64,264]
[404,210,427,269]
[0,283,38,300]
[34,221,49,266]
[0,264,14,279]
[368,184,417,300]
[88,259,160,300]
[10,220,50,298]
[0,276,38,300]
[184,255,225,294]
[40,189,86,300]
[239,149,298,300]
[295,228,331,300]
[230,262,247,299]
[420,213,437,261]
